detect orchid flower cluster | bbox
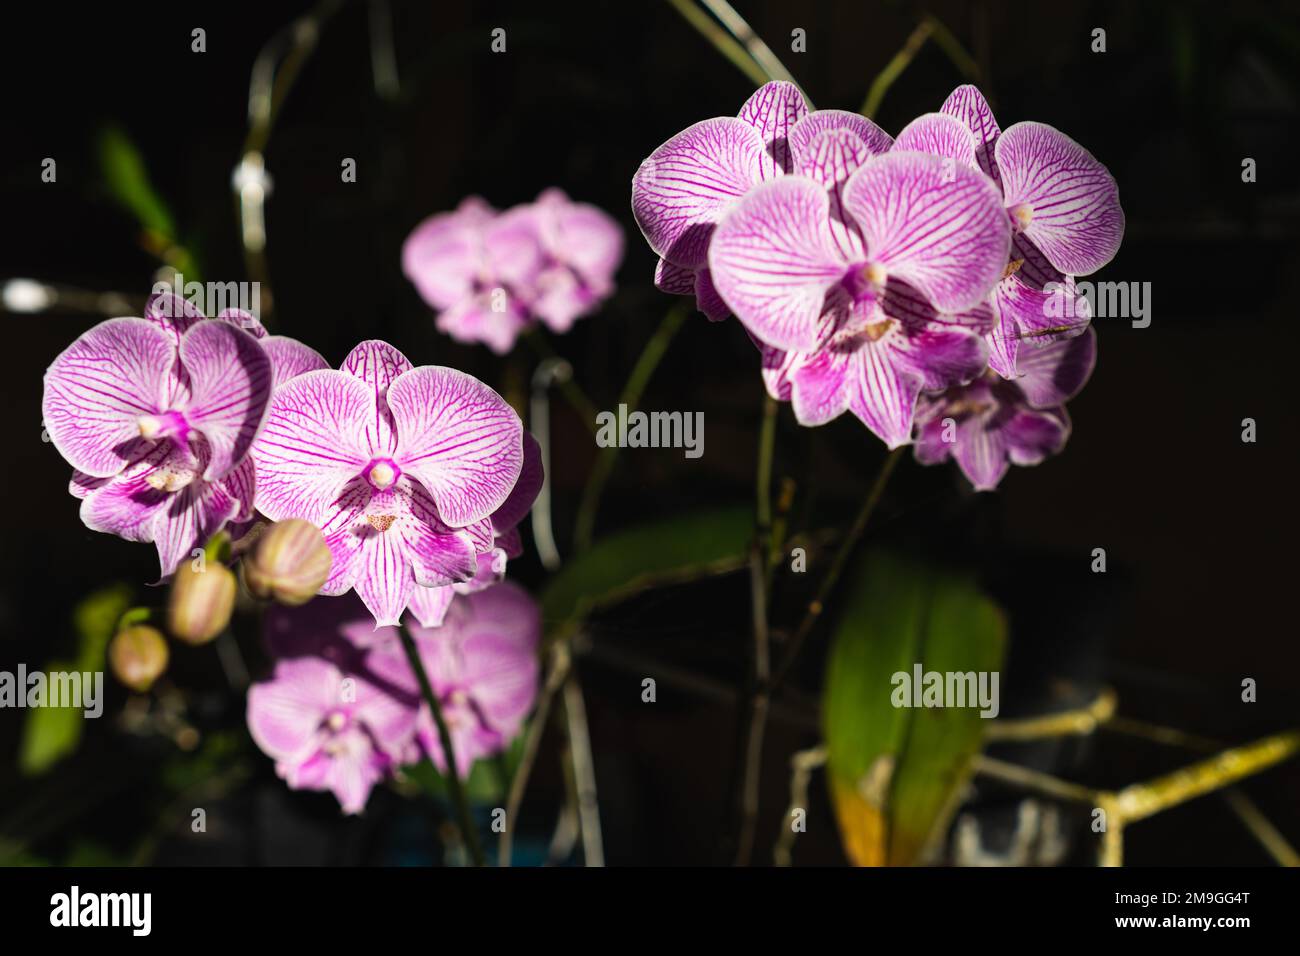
[403,188,624,355]
[42,288,547,810]
[632,83,1123,488]
[42,292,537,624]
[248,584,540,813]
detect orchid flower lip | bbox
[1008,202,1034,233]
[137,410,189,443]
[364,458,401,490]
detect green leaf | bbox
[18,584,133,776]
[540,506,752,642]
[822,551,1006,866]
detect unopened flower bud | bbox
[167,562,237,645]
[108,625,170,692]
[243,519,331,606]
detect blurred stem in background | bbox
[236,0,345,325]
[397,622,485,867]
[573,304,688,551]
[860,14,980,119]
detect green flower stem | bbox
[573,304,688,551]
[397,622,485,867]
[522,330,600,437]
[769,446,903,693]
[665,0,769,86]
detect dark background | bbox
[0,0,1297,865]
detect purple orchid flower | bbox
[633,81,894,323]
[250,339,525,628]
[43,292,273,577]
[246,653,419,814]
[922,86,1123,379]
[706,139,1012,446]
[403,191,623,353]
[402,197,538,354]
[367,581,541,779]
[914,327,1096,490]
[515,188,623,334]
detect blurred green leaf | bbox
[540,506,752,641]
[97,125,176,238]
[18,584,133,776]
[822,552,1006,866]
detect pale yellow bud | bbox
[243,518,332,606]
[108,625,170,692]
[167,563,237,645]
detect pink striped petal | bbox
[995,121,1124,275]
[1015,327,1097,408]
[252,370,372,524]
[939,85,1002,185]
[215,308,267,339]
[695,268,730,321]
[178,321,272,481]
[42,317,174,478]
[797,128,870,261]
[890,325,988,391]
[846,343,921,448]
[788,110,893,166]
[842,152,1012,313]
[737,81,809,180]
[790,347,852,426]
[408,584,455,629]
[262,335,329,389]
[894,113,978,168]
[319,479,370,596]
[953,419,1011,491]
[708,176,847,352]
[144,292,208,344]
[632,117,765,269]
[491,432,543,534]
[341,340,412,456]
[401,481,479,587]
[1003,408,1070,467]
[79,443,177,543]
[654,258,696,295]
[387,366,524,528]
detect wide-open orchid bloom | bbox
[43,292,272,577]
[633,81,895,322]
[926,86,1123,378]
[251,340,524,627]
[246,653,418,814]
[368,581,541,779]
[914,327,1096,490]
[403,191,622,353]
[708,144,1012,446]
